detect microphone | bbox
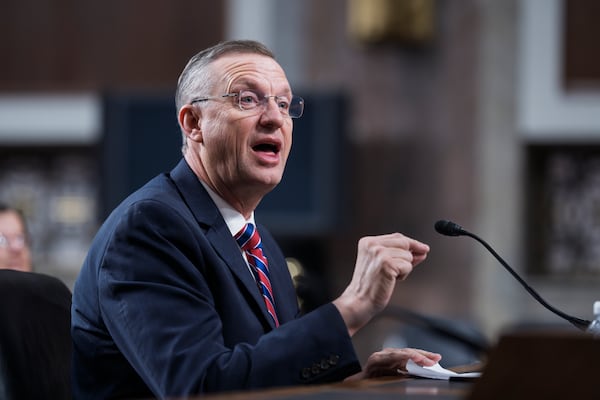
[434,220,467,236]
[434,219,591,331]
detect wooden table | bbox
[196,374,476,400]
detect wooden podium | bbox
[468,330,600,399]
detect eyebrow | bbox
[227,78,292,97]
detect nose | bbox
[8,242,25,251]
[259,97,285,127]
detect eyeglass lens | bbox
[237,90,304,118]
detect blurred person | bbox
[0,268,72,399]
[71,40,440,399]
[0,203,32,272]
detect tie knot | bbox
[235,223,261,251]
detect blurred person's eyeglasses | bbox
[191,90,304,119]
[0,233,27,249]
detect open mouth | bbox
[253,142,280,154]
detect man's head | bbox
[176,40,302,217]
[0,204,32,272]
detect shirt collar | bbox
[199,180,255,236]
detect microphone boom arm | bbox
[462,230,590,331]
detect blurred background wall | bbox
[1,0,599,364]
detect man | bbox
[0,204,32,272]
[71,40,440,399]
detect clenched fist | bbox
[333,233,430,336]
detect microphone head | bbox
[434,220,466,236]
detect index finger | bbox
[376,232,429,250]
[408,238,430,255]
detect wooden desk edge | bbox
[189,363,484,400]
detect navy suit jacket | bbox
[71,159,360,399]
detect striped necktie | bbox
[235,223,279,327]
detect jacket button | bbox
[301,367,311,379]
[328,354,340,366]
[311,363,321,375]
[320,358,330,370]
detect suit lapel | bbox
[169,160,276,328]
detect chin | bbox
[263,178,282,189]
[259,168,284,184]
[259,175,283,192]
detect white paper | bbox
[406,360,481,380]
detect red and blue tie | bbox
[235,223,279,327]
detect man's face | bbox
[0,211,32,272]
[194,53,294,202]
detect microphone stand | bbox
[440,222,591,331]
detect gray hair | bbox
[175,40,275,154]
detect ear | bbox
[178,104,203,143]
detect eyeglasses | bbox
[191,90,304,118]
[0,233,27,249]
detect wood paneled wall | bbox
[0,0,225,90]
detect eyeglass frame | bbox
[190,89,304,119]
[0,233,28,249]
